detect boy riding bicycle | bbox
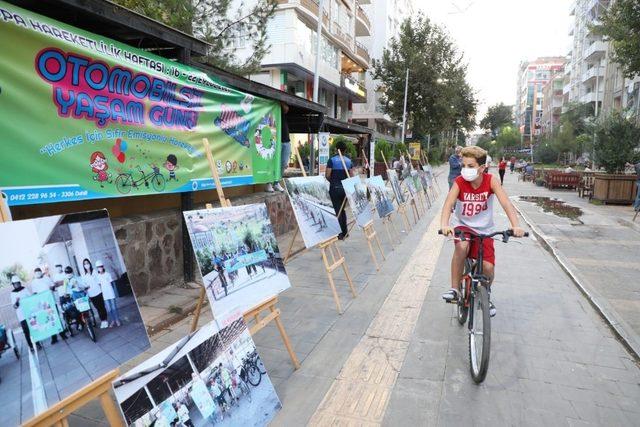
[440,146,525,316]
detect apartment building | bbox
[563,0,608,112]
[351,0,416,142]
[515,57,566,142]
[235,0,372,124]
[541,73,565,135]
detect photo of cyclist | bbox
[439,146,525,317]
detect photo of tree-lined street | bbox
[184,204,291,317]
[284,176,342,248]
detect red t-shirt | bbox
[498,161,507,170]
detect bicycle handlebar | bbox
[437,228,529,242]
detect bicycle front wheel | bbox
[468,285,491,383]
[457,276,470,325]
[151,174,166,192]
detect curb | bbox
[512,200,640,362]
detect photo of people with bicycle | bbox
[113,316,281,427]
[0,210,150,425]
[184,204,291,317]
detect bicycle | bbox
[115,165,166,194]
[240,354,262,386]
[438,228,528,383]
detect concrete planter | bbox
[592,173,638,204]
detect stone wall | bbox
[112,191,296,296]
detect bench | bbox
[545,171,581,190]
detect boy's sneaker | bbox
[489,301,496,317]
[441,288,460,302]
[274,182,285,192]
[265,183,274,193]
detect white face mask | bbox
[461,167,479,182]
[35,272,43,279]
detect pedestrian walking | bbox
[498,157,507,185]
[448,146,463,189]
[10,275,41,351]
[510,155,516,173]
[325,140,353,239]
[95,260,121,327]
[265,102,290,192]
[82,258,109,329]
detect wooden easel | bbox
[277,143,357,314]
[191,138,300,370]
[415,154,433,210]
[337,150,385,269]
[380,151,411,232]
[405,150,429,213]
[0,193,124,427]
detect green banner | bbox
[0,1,281,206]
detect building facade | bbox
[515,57,566,143]
[541,73,565,135]
[350,0,416,142]
[235,0,372,124]
[563,0,608,113]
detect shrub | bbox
[330,135,357,159]
[594,112,640,173]
[534,142,559,164]
[375,139,393,163]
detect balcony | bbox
[581,66,604,84]
[563,82,571,95]
[355,2,371,36]
[581,91,603,104]
[277,0,329,26]
[355,41,370,66]
[583,40,606,61]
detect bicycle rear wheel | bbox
[468,285,491,383]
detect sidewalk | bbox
[506,172,640,358]
[67,166,449,426]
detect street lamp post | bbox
[311,0,325,175]
[400,68,409,145]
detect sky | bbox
[417,0,573,129]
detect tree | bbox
[374,140,393,163]
[114,0,277,74]
[480,103,513,136]
[597,0,640,78]
[372,13,477,137]
[594,112,640,173]
[495,125,520,152]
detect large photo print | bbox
[0,210,149,425]
[113,316,281,427]
[342,176,373,228]
[367,176,394,219]
[185,204,290,317]
[387,170,405,204]
[284,176,341,248]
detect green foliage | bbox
[554,122,578,157]
[113,0,277,74]
[597,0,640,78]
[426,145,445,165]
[534,141,559,164]
[392,142,409,159]
[495,126,520,152]
[594,112,640,173]
[480,103,514,135]
[560,102,594,137]
[375,140,393,163]
[329,136,357,159]
[372,13,477,136]
[0,263,29,289]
